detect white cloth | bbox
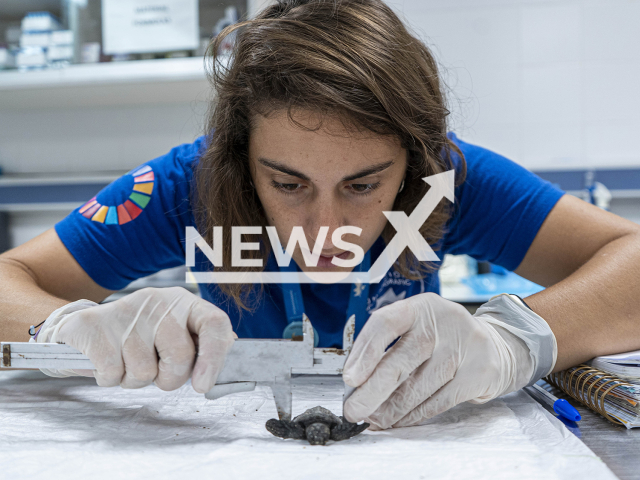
[0,371,615,480]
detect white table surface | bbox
[0,371,617,480]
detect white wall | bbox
[387,0,640,171]
[4,0,640,248]
[0,102,207,174]
[247,0,276,17]
[7,0,640,174]
[9,210,70,248]
[0,97,209,247]
[12,0,639,176]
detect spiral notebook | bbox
[546,350,640,428]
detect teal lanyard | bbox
[280,252,371,347]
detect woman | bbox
[1,0,639,430]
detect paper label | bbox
[102,0,199,54]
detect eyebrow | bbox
[258,158,310,181]
[258,158,394,183]
[341,161,394,182]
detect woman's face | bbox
[249,110,407,273]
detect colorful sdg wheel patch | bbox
[78,165,154,225]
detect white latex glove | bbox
[36,287,236,393]
[342,293,556,430]
[34,299,100,378]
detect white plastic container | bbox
[47,45,73,62]
[21,12,61,32]
[81,42,101,63]
[19,31,50,48]
[0,48,12,69]
[50,30,74,46]
[16,47,47,69]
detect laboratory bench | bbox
[545,386,640,480]
[450,295,639,479]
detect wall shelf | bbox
[0,172,123,212]
[0,57,211,110]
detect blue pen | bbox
[524,383,581,422]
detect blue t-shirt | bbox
[55,133,564,348]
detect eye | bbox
[347,182,381,195]
[271,181,304,194]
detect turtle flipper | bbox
[330,417,370,441]
[266,419,306,440]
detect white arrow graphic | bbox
[367,170,456,283]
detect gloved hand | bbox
[342,293,557,429]
[36,287,236,393]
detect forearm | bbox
[0,257,69,342]
[526,232,640,371]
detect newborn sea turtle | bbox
[266,406,369,445]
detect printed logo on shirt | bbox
[367,269,412,313]
[369,287,407,313]
[78,165,155,225]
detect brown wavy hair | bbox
[195,0,466,310]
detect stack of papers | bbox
[584,351,640,428]
[590,350,640,382]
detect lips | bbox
[317,251,350,268]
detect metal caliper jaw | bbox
[205,314,355,421]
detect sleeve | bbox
[54,137,205,290]
[441,133,565,271]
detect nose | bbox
[305,195,347,252]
